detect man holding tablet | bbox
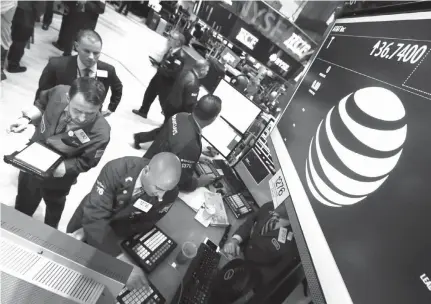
[8,77,110,229]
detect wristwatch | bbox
[21,114,32,124]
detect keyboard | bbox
[223,193,253,218]
[196,162,217,178]
[116,283,165,304]
[173,243,221,304]
[121,226,177,273]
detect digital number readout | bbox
[370,40,428,64]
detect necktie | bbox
[83,68,91,77]
[261,213,280,235]
[55,113,69,134]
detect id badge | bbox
[74,129,90,144]
[134,198,153,213]
[278,227,288,244]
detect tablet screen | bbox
[15,142,62,172]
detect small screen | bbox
[213,80,261,134]
[220,48,241,68]
[15,142,61,172]
[204,238,218,251]
[203,117,242,158]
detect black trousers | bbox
[7,9,34,67]
[139,73,164,114]
[118,1,132,14]
[60,12,99,55]
[43,1,54,26]
[15,172,72,229]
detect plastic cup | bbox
[175,241,198,265]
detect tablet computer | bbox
[4,142,64,179]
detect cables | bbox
[171,262,183,304]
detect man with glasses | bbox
[8,77,111,229]
[133,31,187,119]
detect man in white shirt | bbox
[36,29,123,116]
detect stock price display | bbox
[369,40,428,64]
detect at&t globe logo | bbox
[305,87,407,207]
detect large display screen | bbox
[213,80,261,134]
[271,11,431,304]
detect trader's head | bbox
[193,59,210,79]
[192,95,222,128]
[67,77,106,125]
[168,30,186,49]
[140,152,182,201]
[75,29,103,68]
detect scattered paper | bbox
[178,187,211,211]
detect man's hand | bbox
[53,161,66,177]
[126,266,149,290]
[67,228,86,241]
[8,117,30,133]
[197,175,216,188]
[102,110,112,117]
[223,238,241,257]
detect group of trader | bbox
[7,26,297,292]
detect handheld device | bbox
[116,283,165,304]
[223,193,253,218]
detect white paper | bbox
[134,199,152,213]
[178,187,211,211]
[269,169,290,208]
[15,142,61,172]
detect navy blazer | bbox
[35,55,123,112]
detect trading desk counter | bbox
[149,192,247,302]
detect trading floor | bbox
[0,6,182,232]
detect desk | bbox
[149,193,246,303]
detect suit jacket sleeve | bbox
[63,123,111,175]
[85,1,105,14]
[234,208,261,243]
[107,66,123,112]
[35,58,57,101]
[81,160,116,248]
[182,75,200,113]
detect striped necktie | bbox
[131,187,144,202]
[261,213,280,235]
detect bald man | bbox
[66,152,182,255]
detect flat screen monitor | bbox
[220,47,241,68]
[213,80,261,134]
[270,10,431,304]
[203,116,242,158]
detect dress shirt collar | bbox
[77,56,97,76]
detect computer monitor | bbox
[202,116,242,158]
[270,9,431,304]
[213,80,261,134]
[220,47,241,68]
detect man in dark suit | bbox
[8,77,111,229]
[36,29,123,116]
[6,1,45,73]
[133,59,209,145]
[53,1,105,56]
[132,31,187,119]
